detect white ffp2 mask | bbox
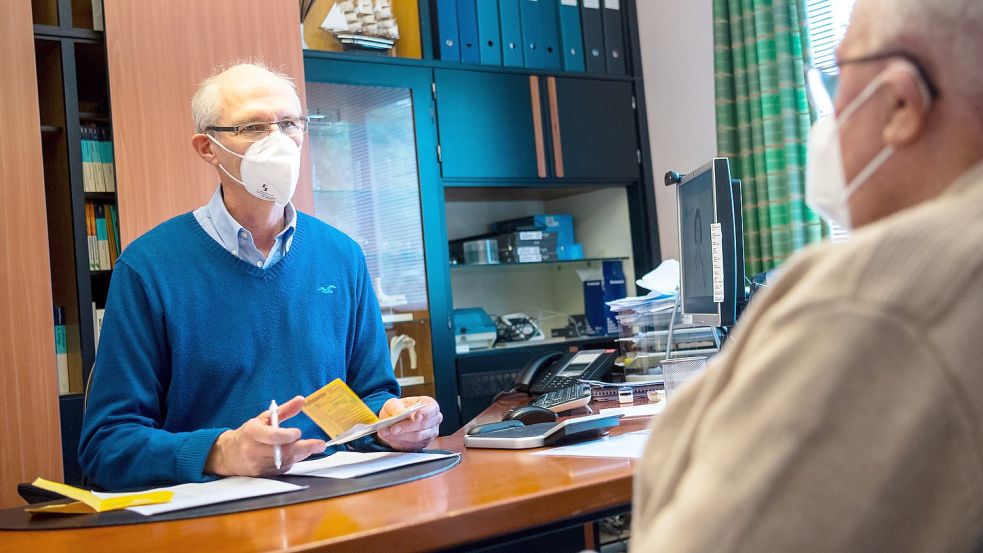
[208,132,301,207]
[805,62,930,229]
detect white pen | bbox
[270,399,282,470]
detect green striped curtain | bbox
[714,0,825,276]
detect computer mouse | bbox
[466,420,525,436]
[502,405,559,425]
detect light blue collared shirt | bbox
[193,186,297,269]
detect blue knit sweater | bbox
[79,212,399,490]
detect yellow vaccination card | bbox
[24,478,173,515]
[303,378,380,439]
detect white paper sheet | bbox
[286,451,459,479]
[635,259,680,295]
[530,431,652,459]
[324,403,427,447]
[93,477,306,516]
[599,402,666,418]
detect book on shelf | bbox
[53,306,69,395]
[81,124,116,193]
[95,204,111,270]
[85,202,97,270]
[85,201,121,270]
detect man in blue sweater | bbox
[79,63,443,490]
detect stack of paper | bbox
[25,477,305,517]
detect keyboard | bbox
[531,384,592,413]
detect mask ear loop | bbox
[206,134,248,187]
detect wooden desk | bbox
[1,395,654,552]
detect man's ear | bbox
[191,133,220,167]
[882,70,931,148]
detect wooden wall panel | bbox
[0,0,64,508]
[104,0,311,247]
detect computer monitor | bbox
[671,158,745,328]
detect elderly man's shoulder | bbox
[772,178,983,326]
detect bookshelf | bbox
[32,0,115,484]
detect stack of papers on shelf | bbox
[606,292,676,313]
[286,451,459,479]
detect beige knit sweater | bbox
[631,162,983,553]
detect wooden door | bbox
[0,0,63,509]
[103,0,310,246]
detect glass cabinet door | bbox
[305,63,451,406]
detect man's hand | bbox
[376,396,443,451]
[205,395,326,477]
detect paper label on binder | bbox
[710,223,724,303]
[604,0,620,10]
[561,0,578,6]
[584,0,600,9]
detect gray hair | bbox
[190,61,299,133]
[857,0,983,115]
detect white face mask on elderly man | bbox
[208,132,301,207]
[805,61,932,229]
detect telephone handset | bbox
[514,349,617,395]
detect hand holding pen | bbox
[204,396,328,477]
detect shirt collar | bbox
[204,186,297,250]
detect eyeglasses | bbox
[206,117,310,142]
[806,51,940,117]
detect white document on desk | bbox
[530,431,652,459]
[93,477,306,516]
[599,402,665,418]
[286,451,458,479]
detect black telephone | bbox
[514,349,617,395]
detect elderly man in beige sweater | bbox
[631,0,983,551]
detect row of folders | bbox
[436,0,626,75]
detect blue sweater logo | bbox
[317,285,338,294]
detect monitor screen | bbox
[679,170,716,315]
[675,158,743,327]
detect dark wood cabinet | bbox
[551,77,639,181]
[435,69,543,180]
[435,69,640,183]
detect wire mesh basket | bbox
[660,356,708,403]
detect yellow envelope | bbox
[302,378,379,438]
[24,478,173,515]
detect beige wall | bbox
[637,0,718,261]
